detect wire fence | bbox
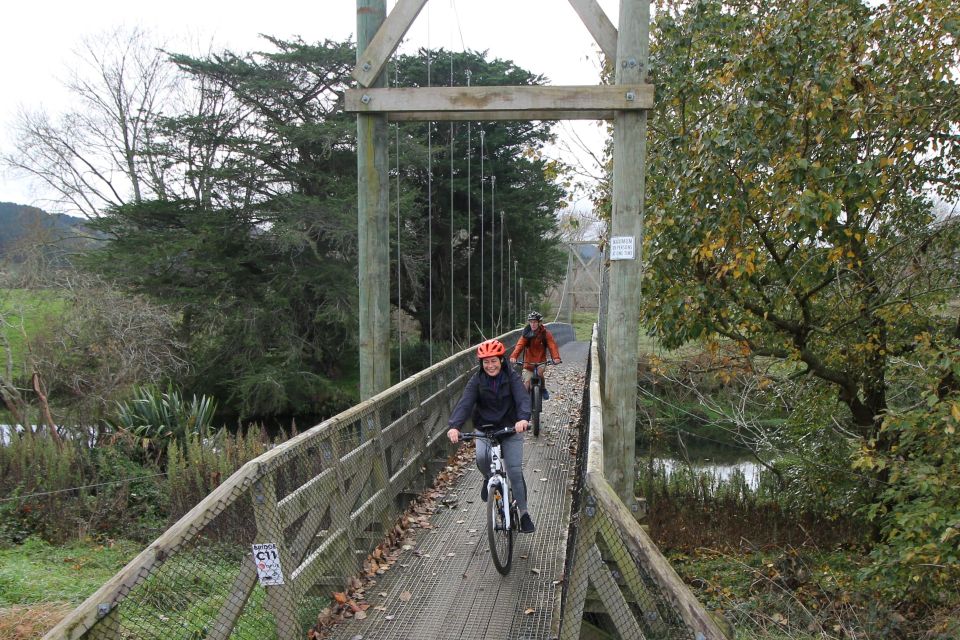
[45,329,531,640]
[558,325,730,640]
[44,321,724,640]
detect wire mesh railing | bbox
[45,329,534,640]
[558,324,730,640]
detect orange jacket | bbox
[510,325,561,370]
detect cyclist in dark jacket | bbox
[447,339,536,533]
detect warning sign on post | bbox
[609,236,635,261]
[252,542,285,586]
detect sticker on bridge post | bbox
[252,542,285,586]
[609,236,635,260]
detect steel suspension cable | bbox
[394,63,403,379]
[499,210,504,330]
[465,69,472,341]
[449,50,455,352]
[427,9,433,365]
[479,128,485,337]
[490,173,495,334]
[427,52,433,366]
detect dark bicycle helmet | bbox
[527,311,543,321]
[476,339,506,359]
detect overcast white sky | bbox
[0,0,618,211]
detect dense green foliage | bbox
[633,0,960,609]
[645,0,959,437]
[857,340,960,605]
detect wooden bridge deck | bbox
[326,341,588,640]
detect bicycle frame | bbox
[463,428,514,530]
[460,426,517,574]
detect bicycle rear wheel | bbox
[487,482,513,575]
[532,385,541,437]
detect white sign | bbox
[252,542,285,586]
[609,236,635,260]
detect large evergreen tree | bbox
[85,38,569,419]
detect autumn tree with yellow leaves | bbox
[642,0,959,600]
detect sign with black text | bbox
[252,542,285,586]
[609,236,635,260]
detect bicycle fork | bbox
[489,449,512,531]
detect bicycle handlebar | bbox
[458,426,517,441]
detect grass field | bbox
[0,289,67,369]
[0,537,141,639]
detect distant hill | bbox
[0,202,91,259]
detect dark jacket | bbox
[448,363,531,430]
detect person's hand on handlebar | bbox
[447,427,461,443]
[514,419,529,433]
[509,357,517,365]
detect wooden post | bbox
[602,0,649,504]
[251,474,300,640]
[357,0,391,399]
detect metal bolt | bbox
[625,91,636,102]
[97,603,111,618]
[362,61,372,72]
[361,94,371,104]
[628,58,638,68]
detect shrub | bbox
[0,432,166,544]
[856,341,960,606]
[112,385,217,463]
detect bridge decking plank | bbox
[324,341,589,640]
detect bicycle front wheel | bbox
[487,482,513,575]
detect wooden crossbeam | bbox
[352,0,616,87]
[353,0,428,87]
[567,0,618,59]
[344,85,653,121]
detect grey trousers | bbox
[476,432,528,513]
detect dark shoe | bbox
[542,387,550,400]
[519,513,536,533]
[480,483,488,502]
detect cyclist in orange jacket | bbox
[509,311,561,398]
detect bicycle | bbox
[515,360,554,437]
[459,426,520,575]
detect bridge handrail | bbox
[46,325,577,640]
[559,324,729,640]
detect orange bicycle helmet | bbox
[476,339,506,359]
